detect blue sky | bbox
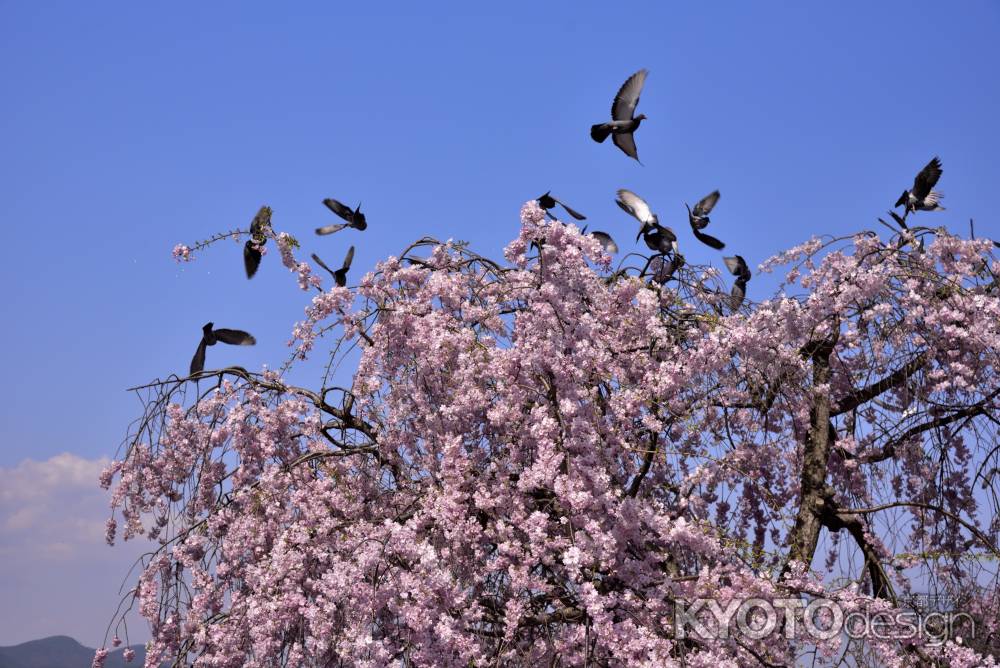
[1,0,999,648]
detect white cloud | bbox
[0,453,152,647]
[0,452,111,558]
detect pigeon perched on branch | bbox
[243,205,272,279]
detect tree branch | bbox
[831,351,928,417]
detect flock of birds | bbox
[186,68,949,376]
[548,68,758,310]
[188,197,366,374]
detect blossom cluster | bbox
[103,203,1000,666]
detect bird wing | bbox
[922,191,944,208]
[912,157,943,200]
[611,69,648,121]
[693,190,720,217]
[243,242,262,279]
[730,281,747,310]
[612,131,640,162]
[590,231,618,254]
[311,253,337,278]
[190,338,207,375]
[341,245,355,271]
[316,223,347,235]
[323,198,355,223]
[693,229,726,250]
[213,329,256,345]
[723,255,746,277]
[616,189,653,225]
[555,199,587,221]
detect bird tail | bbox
[590,124,612,143]
[243,241,262,278]
[694,230,726,250]
[926,191,945,209]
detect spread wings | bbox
[611,69,648,121]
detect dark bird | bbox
[723,255,752,310]
[685,190,726,250]
[537,191,587,221]
[312,246,355,287]
[590,69,648,163]
[649,253,684,284]
[190,322,256,375]
[616,189,678,255]
[243,205,272,279]
[316,199,367,234]
[894,157,945,214]
[584,229,618,254]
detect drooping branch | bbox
[857,390,1000,463]
[831,351,929,417]
[840,502,1000,560]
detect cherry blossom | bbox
[100,201,1000,666]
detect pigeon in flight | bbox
[312,246,355,287]
[686,190,726,250]
[590,69,648,163]
[723,255,752,310]
[894,157,945,214]
[580,225,618,254]
[316,198,367,235]
[537,191,587,221]
[190,322,256,375]
[616,189,678,255]
[590,231,618,254]
[243,205,272,279]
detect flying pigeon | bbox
[312,246,355,287]
[723,255,752,310]
[537,191,587,221]
[590,69,648,163]
[190,322,256,375]
[894,157,945,214]
[616,189,678,255]
[316,198,367,235]
[686,190,726,250]
[582,228,618,254]
[243,205,272,279]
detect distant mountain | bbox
[0,636,152,668]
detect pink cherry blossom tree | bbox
[101,200,1000,667]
